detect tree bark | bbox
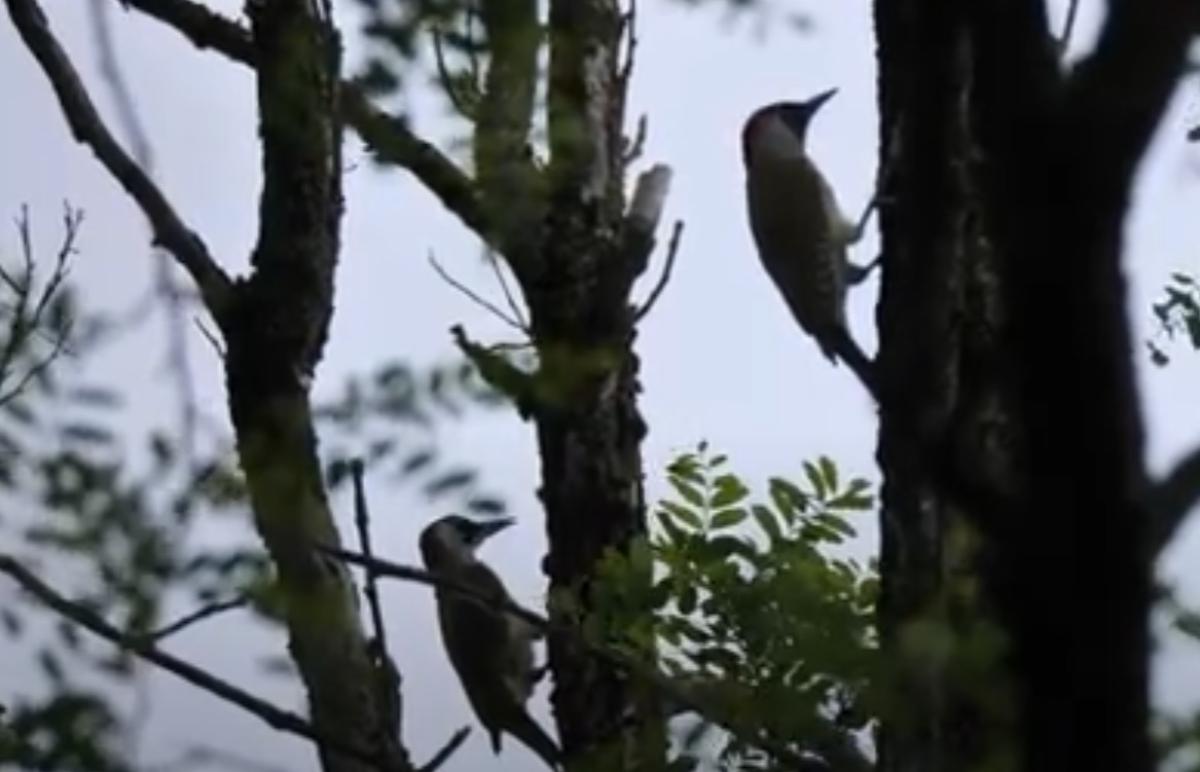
[875,1,1196,771]
[966,2,1194,770]
[873,1,1027,770]
[221,2,408,770]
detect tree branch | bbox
[1150,444,1200,554]
[120,0,492,251]
[0,553,381,769]
[474,0,543,265]
[414,727,470,772]
[5,0,234,321]
[140,596,248,643]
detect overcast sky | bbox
[2,1,1200,770]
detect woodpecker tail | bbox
[824,326,877,400]
[507,710,562,770]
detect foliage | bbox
[586,443,879,770]
[1148,271,1200,365]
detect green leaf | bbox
[667,454,705,485]
[815,512,857,538]
[818,456,838,492]
[661,501,703,530]
[753,504,783,544]
[656,509,688,544]
[710,508,748,530]
[670,477,706,509]
[710,474,749,508]
[803,460,827,499]
[829,492,874,511]
[679,584,698,614]
[768,477,808,522]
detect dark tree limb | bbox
[1150,443,1200,554]
[0,554,382,770]
[6,0,234,320]
[414,727,470,772]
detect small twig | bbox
[415,726,471,772]
[485,250,528,330]
[621,114,648,167]
[352,458,389,655]
[0,553,380,768]
[634,221,684,323]
[431,27,476,119]
[618,0,638,90]
[5,0,234,319]
[141,596,249,644]
[193,316,226,360]
[1056,0,1081,58]
[428,252,525,331]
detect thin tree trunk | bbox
[222,2,407,770]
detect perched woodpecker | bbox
[419,515,560,770]
[742,89,877,393]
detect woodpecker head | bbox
[741,88,837,169]
[420,515,514,568]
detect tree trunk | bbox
[223,3,407,770]
[874,2,1195,771]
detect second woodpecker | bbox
[742,89,876,393]
[419,515,560,770]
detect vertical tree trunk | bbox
[533,2,665,764]
[966,2,1192,769]
[873,2,1026,770]
[222,2,407,769]
[875,2,1194,771]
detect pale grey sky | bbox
[2,1,1199,770]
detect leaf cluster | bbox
[591,443,879,770]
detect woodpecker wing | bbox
[435,560,558,765]
[745,153,851,357]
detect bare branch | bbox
[485,250,528,330]
[5,0,234,320]
[621,114,648,167]
[351,459,388,655]
[634,220,683,323]
[140,596,249,644]
[0,553,382,769]
[415,727,471,772]
[1150,443,1200,554]
[428,253,526,331]
[430,27,477,120]
[1056,0,1081,58]
[0,205,79,406]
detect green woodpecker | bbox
[742,89,877,393]
[419,515,559,769]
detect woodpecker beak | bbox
[807,88,837,113]
[475,517,515,542]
